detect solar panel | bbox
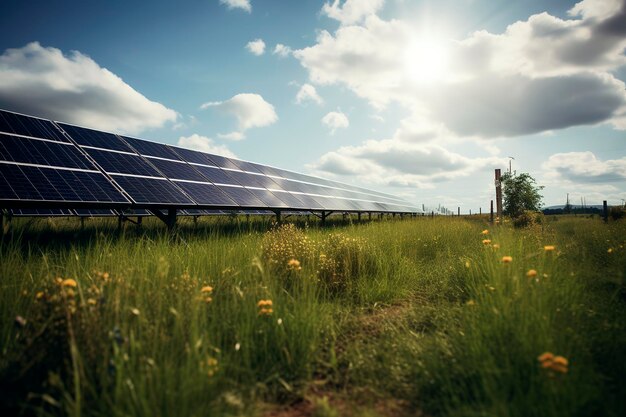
[0,110,68,142]
[121,136,182,160]
[1,108,420,216]
[170,146,218,166]
[217,185,265,207]
[245,188,289,208]
[173,182,237,206]
[74,209,118,217]
[111,176,194,205]
[147,158,207,182]
[203,154,241,170]
[84,148,162,177]
[11,208,75,217]
[58,123,132,152]
[193,165,241,186]
[0,134,94,170]
[0,164,128,203]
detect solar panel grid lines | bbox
[0,108,421,214]
[0,110,69,142]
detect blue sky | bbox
[0,0,625,212]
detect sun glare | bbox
[404,35,450,84]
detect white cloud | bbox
[200,93,278,138]
[296,83,323,105]
[321,111,349,134]
[177,134,237,158]
[246,39,265,56]
[310,138,505,189]
[273,44,292,57]
[321,0,385,25]
[217,131,245,141]
[295,1,626,136]
[219,0,251,13]
[0,42,177,134]
[543,151,626,184]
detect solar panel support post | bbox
[368,212,372,221]
[274,210,282,224]
[149,209,178,230]
[80,217,85,231]
[358,212,362,222]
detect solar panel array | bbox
[0,109,420,215]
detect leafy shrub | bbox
[316,233,371,293]
[512,210,544,229]
[261,223,315,274]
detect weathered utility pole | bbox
[495,169,502,223]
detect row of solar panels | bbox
[0,109,421,214]
[8,208,311,217]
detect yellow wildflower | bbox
[482,239,492,245]
[502,256,513,263]
[481,230,489,235]
[492,243,500,249]
[131,308,140,316]
[258,308,273,316]
[87,298,97,306]
[526,269,538,278]
[36,291,45,300]
[538,352,554,363]
[257,299,273,307]
[62,278,77,287]
[544,245,556,252]
[287,258,302,271]
[607,248,613,254]
[201,286,213,293]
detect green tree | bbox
[501,172,544,218]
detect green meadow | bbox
[1,215,625,417]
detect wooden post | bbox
[495,169,502,223]
[603,200,608,223]
[457,207,460,216]
[490,200,494,224]
[479,207,482,215]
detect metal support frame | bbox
[149,208,177,230]
[274,210,282,223]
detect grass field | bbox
[1,214,625,417]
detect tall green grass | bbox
[0,215,624,416]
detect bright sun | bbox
[404,35,450,84]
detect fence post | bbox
[490,200,494,224]
[603,200,608,223]
[495,169,502,224]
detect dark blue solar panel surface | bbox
[112,176,194,205]
[245,188,289,208]
[59,123,132,152]
[174,182,237,206]
[0,134,94,170]
[193,165,241,186]
[204,154,240,170]
[148,158,207,182]
[170,146,218,166]
[11,208,75,216]
[0,109,419,214]
[0,110,68,142]
[217,186,265,207]
[75,209,117,217]
[121,136,182,160]
[0,163,128,203]
[267,191,306,208]
[85,148,162,177]
[227,170,282,189]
